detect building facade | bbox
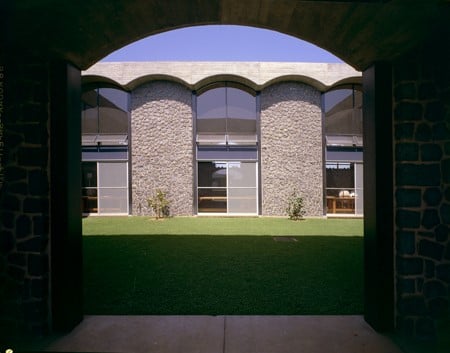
[81,62,362,217]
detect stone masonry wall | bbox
[0,59,51,338]
[260,82,323,216]
[131,81,193,216]
[393,46,450,341]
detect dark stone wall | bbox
[393,45,450,341]
[0,58,51,339]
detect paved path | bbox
[16,315,405,353]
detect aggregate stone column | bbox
[393,49,450,341]
[131,81,193,216]
[0,58,52,338]
[260,82,323,217]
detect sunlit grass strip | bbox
[82,216,363,237]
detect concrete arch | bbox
[5,1,449,71]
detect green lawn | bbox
[83,217,363,315]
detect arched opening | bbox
[79,26,366,320]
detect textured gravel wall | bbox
[131,81,193,216]
[260,82,323,216]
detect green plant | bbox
[286,191,305,220]
[147,189,170,219]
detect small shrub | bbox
[286,191,305,220]
[147,189,170,219]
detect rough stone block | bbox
[1,211,15,228]
[432,122,450,140]
[398,295,428,315]
[423,188,442,206]
[32,215,49,236]
[396,163,441,186]
[445,142,450,156]
[425,260,435,278]
[397,256,423,275]
[17,237,46,252]
[396,188,421,207]
[23,198,49,213]
[440,203,450,224]
[428,297,449,319]
[396,143,419,161]
[9,182,29,195]
[7,265,26,281]
[397,277,416,294]
[395,123,415,140]
[418,239,444,260]
[445,244,450,260]
[0,231,15,254]
[395,102,423,121]
[396,231,416,254]
[423,280,447,299]
[7,253,26,267]
[31,278,48,299]
[419,84,437,100]
[16,215,31,238]
[27,254,48,277]
[435,225,449,242]
[18,146,48,167]
[396,316,415,337]
[395,82,416,100]
[421,144,443,161]
[415,317,437,341]
[28,170,49,196]
[0,194,21,211]
[443,159,450,183]
[445,187,450,202]
[415,123,432,141]
[396,209,421,228]
[436,264,450,283]
[421,209,440,229]
[424,101,444,122]
[5,166,27,181]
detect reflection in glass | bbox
[98,162,128,188]
[228,188,257,213]
[198,162,227,187]
[82,87,129,143]
[228,162,256,187]
[98,188,128,214]
[198,188,227,213]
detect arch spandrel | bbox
[5,1,448,70]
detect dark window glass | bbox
[198,162,227,187]
[82,162,97,188]
[98,88,129,134]
[81,87,130,143]
[324,87,362,139]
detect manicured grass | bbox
[83,217,363,315]
[83,216,363,236]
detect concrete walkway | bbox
[19,315,404,353]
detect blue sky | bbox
[101,25,342,63]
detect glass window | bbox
[198,162,227,187]
[197,161,258,215]
[81,161,129,215]
[196,84,257,146]
[81,87,129,145]
[323,86,363,143]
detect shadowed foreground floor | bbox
[16,315,404,353]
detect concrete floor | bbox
[15,315,405,353]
